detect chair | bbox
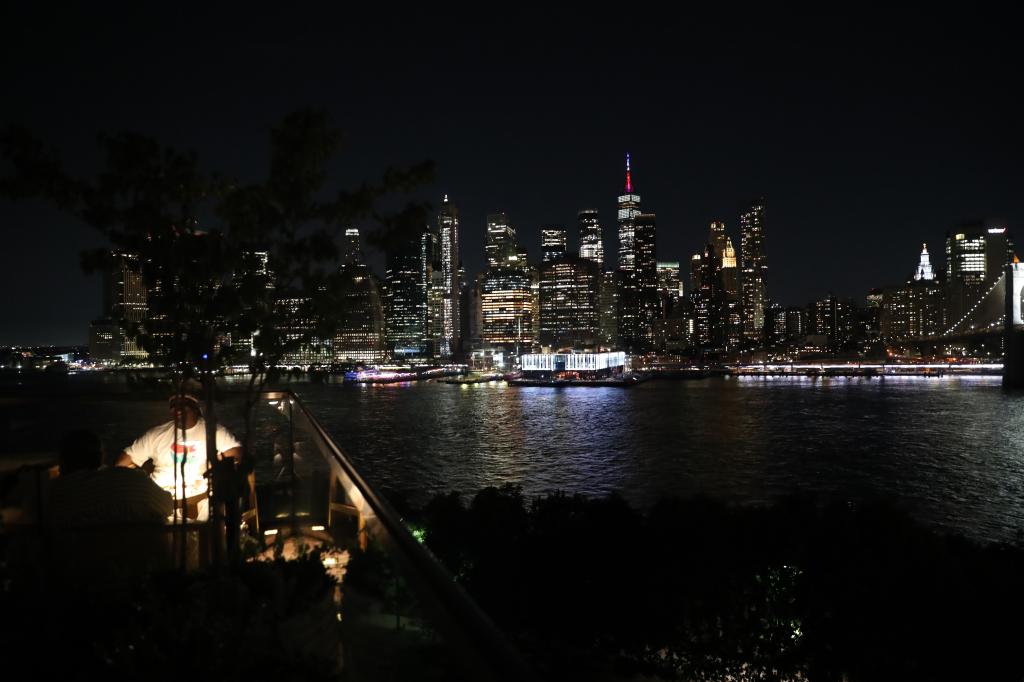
[241,469,259,534]
[327,474,365,550]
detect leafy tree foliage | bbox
[1,111,433,371]
[413,488,1024,681]
[1,112,433,562]
[0,548,342,680]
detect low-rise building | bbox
[520,351,626,379]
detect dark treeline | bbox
[398,486,1024,681]
[0,550,342,680]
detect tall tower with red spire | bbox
[616,154,649,350]
[617,153,641,271]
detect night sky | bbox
[2,8,1020,345]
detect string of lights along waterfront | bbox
[82,155,1015,372]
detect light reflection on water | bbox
[5,373,1023,544]
[294,375,1024,544]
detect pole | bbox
[203,362,225,568]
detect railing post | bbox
[203,373,225,569]
[287,398,297,532]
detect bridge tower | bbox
[1002,260,1024,387]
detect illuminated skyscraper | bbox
[276,295,333,367]
[427,267,445,356]
[486,213,517,269]
[914,243,934,281]
[541,225,567,262]
[864,288,884,339]
[437,196,461,358]
[579,205,613,348]
[785,307,805,339]
[106,252,148,325]
[335,274,386,364]
[880,244,944,343]
[88,252,149,363]
[598,270,619,349]
[468,273,484,348]
[578,209,603,267]
[881,283,943,343]
[480,214,537,355]
[692,243,726,347]
[421,223,443,358]
[616,155,651,350]
[234,250,274,357]
[944,224,1011,329]
[721,238,739,299]
[690,253,703,291]
[334,229,386,364]
[239,250,272,285]
[740,198,768,342]
[539,255,600,350]
[385,231,428,361]
[481,267,537,354]
[812,294,854,350]
[342,228,361,265]
[633,212,659,346]
[720,237,742,347]
[656,261,682,317]
[765,302,787,342]
[708,221,727,260]
[617,154,641,272]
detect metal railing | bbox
[254,390,537,682]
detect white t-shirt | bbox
[124,419,241,500]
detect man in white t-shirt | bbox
[116,393,241,520]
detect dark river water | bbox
[286,375,1024,544]
[6,373,1024,544]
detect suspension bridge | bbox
[902,263,1024,355]
[904,262,1024,386]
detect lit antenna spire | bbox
[625,153,632,193]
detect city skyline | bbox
[2,172,1016,351]
[71,173,1016,369]
[2,9,1020,345]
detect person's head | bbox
[169,393,202,428]
[58,430,104,475]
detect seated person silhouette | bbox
[115,393,241,521]
[48,429,173,526]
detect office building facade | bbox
[541,225,568,263]
[539,255,600,350]
[740,198,768,342]
[88,252,149,363]
[578,209,603,267]
[437,196,461,359]
[944,225,1011,332]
